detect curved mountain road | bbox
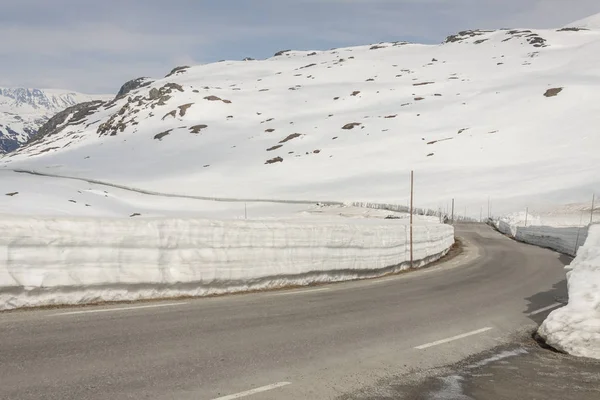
[0,224,569,399]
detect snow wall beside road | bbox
[538,224,600,359]
[0,216,454,310]
[494,220,588,256]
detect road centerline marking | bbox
[211,382,291,400]
[527,302,563,316]
[415,327,493,350]
[49,302,188,317]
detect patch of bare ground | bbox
[162,110,177,120]
[178,103,193,116]
[265,156,283,164]
[154,129,172,140]
[544,87,563,97]
[189,125,207,134]
[279,133,302,143]
[342,123,362,130]
[413,82,434,86]
[427,138,454,145]
[267,145,283,151]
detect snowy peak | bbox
[0,87,110,114]
[0,88,111,154]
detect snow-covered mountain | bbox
[2,14,600,218]
[0,88,112,154]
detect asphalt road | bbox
[0,224,569,400]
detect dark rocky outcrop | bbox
[165,66,190,78]
[265,156,283,164]
[115,77,152,100]
[342,123,361,130]
[154,129,172,140]
[544,87,563,97]
[25,100,106,147]
[189,125,208,134]
[279,133,302,143]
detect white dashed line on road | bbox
[211,382,291,400]
[270,287,330,296]
[527,302,563,316]
[49,302,188,317]
[415,327,493,350]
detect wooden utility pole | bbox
[451,198,455,225]
[410,170,414,268]
[525,207,528,227]
[575,211,585,256]
[591,194,596,225]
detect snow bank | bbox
[494,218,588,256]
[538,224,600,359]
[0,215,454,310]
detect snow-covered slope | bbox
[2,19,600,217]
[0,88,111,154]
[565,12,600,29]
[538,224,600,359]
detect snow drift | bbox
[0,215,454,310]
[538,224,600,359]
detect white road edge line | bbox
[211,382,292,400]
[527,302,563,316]
[415,327,493,350]
[271,287,330,296]
[49,302,188,317]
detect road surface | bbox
[0,224,569,399]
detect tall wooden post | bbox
[410,170,414,269]
[525,207,528,227]
[591,194,596,225]
[451,198,455,225]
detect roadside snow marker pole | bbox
[591,193,596,225]
[525,207,528,227]
[574,211,585,256]
[451,198,455,225]
[410,170,414,269]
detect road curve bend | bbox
[0,224,568,400]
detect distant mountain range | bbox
[0,88,112,153]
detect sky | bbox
[1,0,598,94]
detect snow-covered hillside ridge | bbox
[538,224,600,359]
[0,88,111,154]
[0,215,454,310]
[3,15,600,215]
